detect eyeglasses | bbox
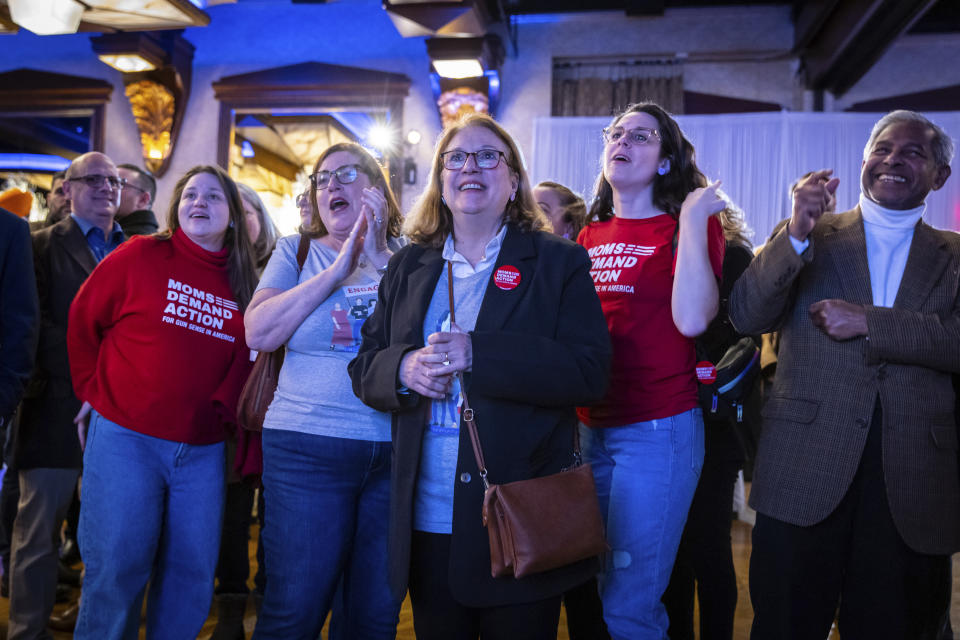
[440,149,507,171]
[296,193,309,207]
[123,183,147,195]
[311,164,363,190]
[67,174,126,190]
[602,127,661,146]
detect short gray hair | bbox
[863,110,954,168]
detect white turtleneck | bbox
[859,193,924,308]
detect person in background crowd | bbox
[0,206,39,597]
[115,164,159,236]
[296,189,312,232]
[246,143,404,640]
[730,110,958,639]
[349,113,611,640]
[577,102,726,640]
[0,205,40,601]
[208,181,279,640]
[535,179,609,640]
[663,198,754,640]
[8,152,126,640]
[42,171,71,228]
[68,165,257,640]
[238,182,280,272]
[534,180,588,240]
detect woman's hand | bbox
[679,180,725,225]
[360,187,392,270]
[74,401,92,451]
[399,348,454,399]
[329,213,366,282]
[398,324,472,399]
[427,322,472,373]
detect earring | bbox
[229,220,235,228]
[510,192,516,202]
[441,195,447,207]
[658,160,671,176]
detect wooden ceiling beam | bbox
[798,0,938,96]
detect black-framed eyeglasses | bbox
[440,149,507,171]
[67,174,126,190]
[311,164,362,190]
[602,127,661,146]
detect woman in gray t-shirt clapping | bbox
[245,143,404,640]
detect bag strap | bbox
[296,233,310,273]
[446,261,582,490]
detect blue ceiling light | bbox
[0,153,71,171]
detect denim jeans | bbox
[252,428,400,640]
[74,410,225,640]
[582,408,704,640]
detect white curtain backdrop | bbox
[530,112,960,244]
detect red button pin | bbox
[494,265,521,291]
[695,361,717,384]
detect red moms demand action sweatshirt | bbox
[68,228,252,445]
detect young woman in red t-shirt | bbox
[577,102,726,640]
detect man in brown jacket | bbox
[731,110,958,639]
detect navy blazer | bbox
[349,223,611,606]
[15,217,101,470]
[0,208,39,424]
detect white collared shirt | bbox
[441,224,508,278]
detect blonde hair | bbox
[535,180,588,239]
[717,194,754,250]
[403,113,548,248]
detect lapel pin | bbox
[494,265,521,291]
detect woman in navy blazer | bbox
[349,114,611,639]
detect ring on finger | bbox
[442,352,450,366]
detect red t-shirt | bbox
[68,229,252,444]
[577,213,725,427]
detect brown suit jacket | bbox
[730,207,960,555]
[15,217,99,469]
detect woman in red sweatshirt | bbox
[67,165,259,640]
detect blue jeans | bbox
[252,429,400,640]
[74,410,225,640]
[582,408,705,640]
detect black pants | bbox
[409,531,561,640]
[563,576,609,640]
[0,466,18,577]
[663,439,741,640]
[215,480,265,595]
[750,401,952,640]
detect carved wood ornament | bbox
[124,79,174,174]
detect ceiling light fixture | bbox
[432,59,484,79]
[426,35,503,80]
[97,55,158,73]
[7,0,85,35]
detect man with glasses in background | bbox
[7,152,125,640]
[116,164,159,237]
